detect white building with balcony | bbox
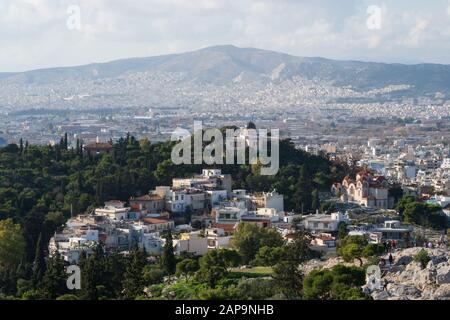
[303,212,349,233]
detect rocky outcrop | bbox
[436,266,450,285]
[366,247,450,300]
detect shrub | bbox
[413,249,430,269]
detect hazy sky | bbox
[1,0,450,72]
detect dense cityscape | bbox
[1,2,450,314]
[1,64,450,300]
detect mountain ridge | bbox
[2,45,450,93]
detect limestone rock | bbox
[369,247,450,300]
[395,255,413,266]
[431,284,450,300]
[386,283,421,299]
[436,266,450,285]
[412,268,436,289]
[371,290,390,300]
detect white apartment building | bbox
[303,212,349,233]
[250,190,284,213]
[95,205,130,221]
[213,206,246,224]
[173,231,208,256]
[206,228,232,250]
[206,189,228,206]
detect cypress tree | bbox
[55,145,61,162]
[122,248,147,299]
[103,252,126,298]
[77,172,83,194]
[95,178,103,205]
[32,233,46,287]
[292,166,313,213]
[64,133,68,149]
[41,252,68,299]
[79,141,84,158]
[80,245,104,300]
[76,138,80,155]
[311,189,320,213]
[161,231,176,275]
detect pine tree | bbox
[161,231,176,275]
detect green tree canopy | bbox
[303,265,368,300]
[232,223,284,264]
[176,259,199,279]
[337,236,368,266]
[0,219,26,272]
[161,231,176,275]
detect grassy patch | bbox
[229,266,274,278]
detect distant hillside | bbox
[2,45,450,94]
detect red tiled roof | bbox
[143,217,171,225]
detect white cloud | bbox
[0,0,449,71]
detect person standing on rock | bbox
[383,278,388,291]
[388,253,394,267]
